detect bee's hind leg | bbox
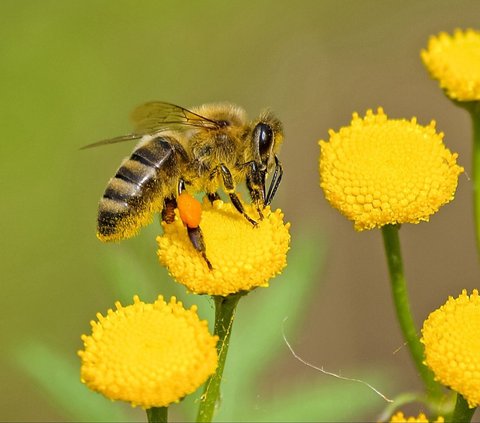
[187,226,212,270]
[175,186,213,270]
[161,197,177,224]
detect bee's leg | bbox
[187,226,212,270]
[245,161,267,219]
[161,197,177,224]
[206,168,221,203]
[265,156,283,206]
[177,179,186,194]
[176,188,213,270]
[218,164,258,226]
[161,176,187,224]
[207,192,221,204]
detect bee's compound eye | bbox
[254,123,274,156]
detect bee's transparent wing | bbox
[130,101,221,134]
[80,134,142,150]
[82,101,221,150]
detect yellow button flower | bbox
[157,200,290,296]
[319,108,463,230]
[390,411,444,422]
[78,295,218,408]
[421,289,480,408]
[422,29,480,101]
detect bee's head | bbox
[252,111,283,171]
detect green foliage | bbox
[11,342,136,422]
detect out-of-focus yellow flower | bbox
[422,289,480,408]
[78,296,218,408]
[319,108,463,230]
[390,411,444,422]
[421,29,480,101]
[157,200,290,296]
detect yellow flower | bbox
[390,411,444,422]
[319,108,463,230]
[157,200,290,296]
[421,29,480,101]
[421,289,480,408]
[78,295,218,408]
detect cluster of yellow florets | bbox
[390,411,444,422]
[78,295,218,408]
[422,29,480,101]
[319,108,463,230]
[157,200,290,296]
[422,289,480,408]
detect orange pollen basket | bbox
[177,192,202,228]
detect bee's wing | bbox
[80,134,142,150]
[131,101,222,134]
[82,102,222,150]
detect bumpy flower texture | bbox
[78,296,218,408]
[422,29,480,101]
[157,200,290,296]
[319,108,463,230]
[422,290,480,408]
[390,412,444,423]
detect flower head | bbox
[421,289,480,408]
[319,108,463,230]
[157,200,290,296]
[78,295,218,408]
[421,29,480,101]
[390,411,444,422]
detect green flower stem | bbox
[381,224,443,399]
[468,102,480,258]
[146,406,168,423]
[197,292,243,422]
[449,393,476,423]
[452,99,480,257]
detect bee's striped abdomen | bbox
[97,136,187,241]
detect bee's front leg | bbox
[265,156,283,206]
[245,161,266,220]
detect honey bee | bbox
[84,101,284,267]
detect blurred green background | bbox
[2,1,480,421]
